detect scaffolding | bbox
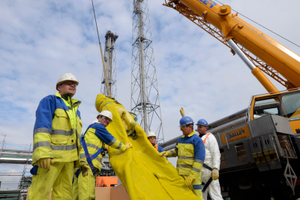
[0,134,32,200]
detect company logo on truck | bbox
[198,0,217,8]
[221,125,251,144]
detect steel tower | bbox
[131,0,164,143]
[101,30,118,97]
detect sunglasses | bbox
[101,116,111,122]
[63,81,78,87]
[180,125,190,130]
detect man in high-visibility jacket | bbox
[74,110,132,200]
[147,131,164,153]
[197,119,222,200]
[28,73,82,200]
[159,116,205,200]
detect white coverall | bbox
[201,133,223,200]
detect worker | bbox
[147,131,164,153]
[159,116,205,200]
[196,119,223,200]
[74,110,132,200]
[28,73,82,200]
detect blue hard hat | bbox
[179,116,194,127]
[196,119,208,126]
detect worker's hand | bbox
[159,151,168,157]
[211,168,219,180]
[104,143,109,150]
[185,176,194,186]
[37,158,53,170]
[125,141,133,149]
[81,164,90,177]
[180,107,185,117]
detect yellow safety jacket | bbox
[79,122,127,172]
[32,92,82,164]
[167,132,205,179]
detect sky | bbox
[1,0,300,189]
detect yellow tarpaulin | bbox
[95,94,200,200]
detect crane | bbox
[161,0,300,198]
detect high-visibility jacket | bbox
[79,122,127,172]
[154,144,164,153]
[167,132,205,178]
[32,92,82,164]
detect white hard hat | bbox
[147,131,156,138]
[99,110,113,122]
[56,73,79,90]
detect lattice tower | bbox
[131,0,164,143]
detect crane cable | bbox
[91,0,111,97]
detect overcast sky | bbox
[1,0,300,189]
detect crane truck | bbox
[160,0,300,199]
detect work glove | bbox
[211,168,219,180]
[37,158,54,170]
[81,164,90,177]
[185,176,194,186]
[104,143,109,150]
[125,141,133,149]
[180,107,185,117]
[159,151,168,157]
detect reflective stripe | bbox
[51,143,77,151]
[170,149,177,156]
[192,167,201,173]
[52,129,74,136]
[86,143,101,151]
[116,142,122,149]
[67,106,72,110]
[80,153,86,159]
[33,128,51,136]
[80,153,101,163]
[108,138,116,146]
[178,156,194,160]
[194,159,204,164]
[177,164,192,169]
[33,141,51,150]
[193,184,202,190]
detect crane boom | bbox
[163,0,300,89]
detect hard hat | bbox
[179,116,194,127]
[196,119,208,127]
[99,110,113,122]
[56,73,79,90]
[147,131,156,138]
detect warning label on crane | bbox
[221,125,251,144]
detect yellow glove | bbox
[185,176,194,186]
[104,143,109,150]
[211,168,219,180]
[180,107,185,117]
[159,151,168,157]
[81,164,90,177]
[125,141,133,149]
[37,158,54,170]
